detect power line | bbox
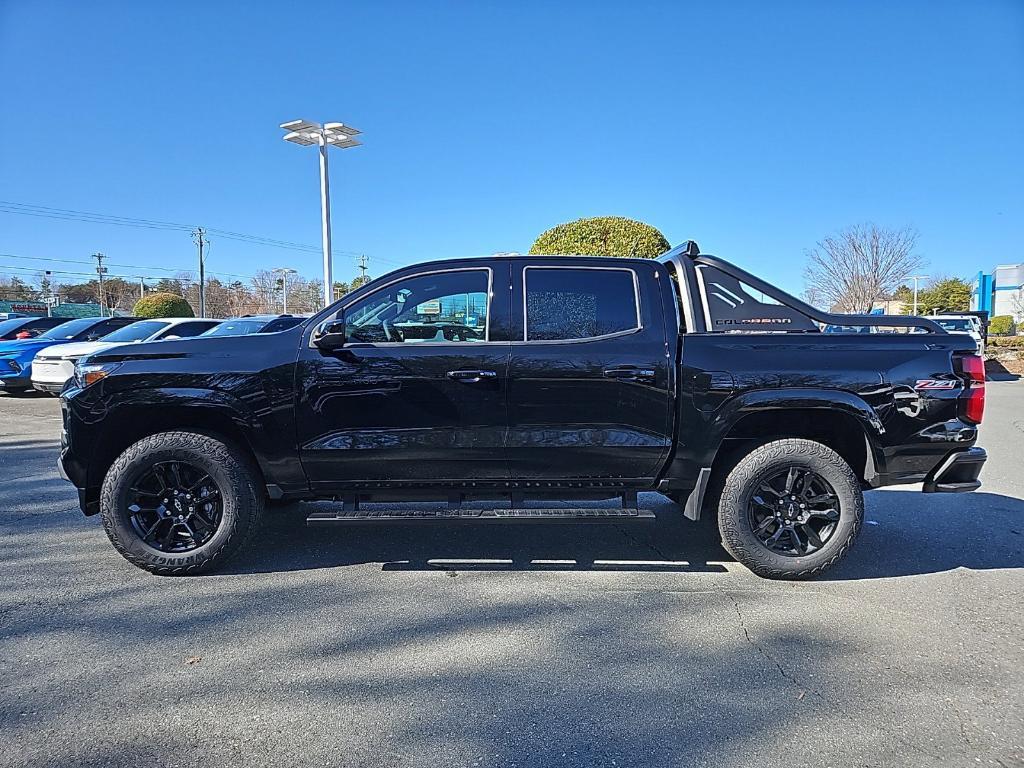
[0,200,404,265]
[0,252,259,282]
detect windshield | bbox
[938,319,973,332]
[38,318,97,340]
[98,320,170,343]
[199,319,267,337]
[0,318,30,336]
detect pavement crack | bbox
[728,591,828,703]
[613,524,674,561]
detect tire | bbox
[100,431,264,575]
[717,438,863,580]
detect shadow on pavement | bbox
[823,491,1024,580]
[213,489,1024,580]
[226,500,734,575]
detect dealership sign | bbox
[0,300,48,316]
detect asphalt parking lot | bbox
[1,385,1022,768]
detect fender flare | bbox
[681,388,884,520]
[87,386,273,481]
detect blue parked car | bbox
[0,316,138,393]
[0,316,68,341]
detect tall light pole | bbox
[280,119,362,310]
[272,267,297,313]
[911,275,929,316]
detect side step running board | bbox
[307,507,656,524]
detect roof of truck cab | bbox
[374,253,662,272]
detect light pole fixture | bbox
[910,275,929,316]
[272,267,297,314]
[280,119,362,310]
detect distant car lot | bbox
[0,383,1022,768]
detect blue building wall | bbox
[972,271,994,314]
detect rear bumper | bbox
[922,447,986,493]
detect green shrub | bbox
[988,315,1015,336]
[529,216,670,258]
[988,335,1024,349]
[132,292,194,318]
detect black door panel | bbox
[296,345,509,485]
[294,263,512,489]
[506,261,673,481]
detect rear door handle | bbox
[603,366,656,383]
[447,369,497,384]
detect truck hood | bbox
[86,327,299,365]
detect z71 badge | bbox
[915,379,957,390]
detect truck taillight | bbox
[956,353,985,424]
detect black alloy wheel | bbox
[747,466,841,557]
[127,460,223,553]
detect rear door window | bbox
[524,267,640,341]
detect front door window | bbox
[346,269,490,344]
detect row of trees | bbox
[3,218,984,320]
[0,270,372,317]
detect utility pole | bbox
[139,277,146,300]
[193,228,207,317]
[93,253,107,317]
[911,275,929,316]
[357,254,369,285]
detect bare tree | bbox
[803,224,925,313]
[1011,291,1024,324]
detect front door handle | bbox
[603,366,656,383]
[447,369,498,384]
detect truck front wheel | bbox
[717,438,863,580]
[99,431,263,575]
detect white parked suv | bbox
[930,314,985,354]
[31,317,221,394]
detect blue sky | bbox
[1,0,1021,293]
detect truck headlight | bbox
[74,361,122,388]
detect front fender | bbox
[65,383,305,497]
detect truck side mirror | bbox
[312,317,347,351]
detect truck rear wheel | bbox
[99,431,263,575]
[717,438,863,580]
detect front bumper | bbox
[922,447,987,493]
[0,368,30,389]
[33,381,65,394]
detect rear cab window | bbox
[696,265,818,333]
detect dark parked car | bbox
[58,243,986,579]
[197,314,304,337]
[0,315,66,340]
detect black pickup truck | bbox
[58,242,987,579]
